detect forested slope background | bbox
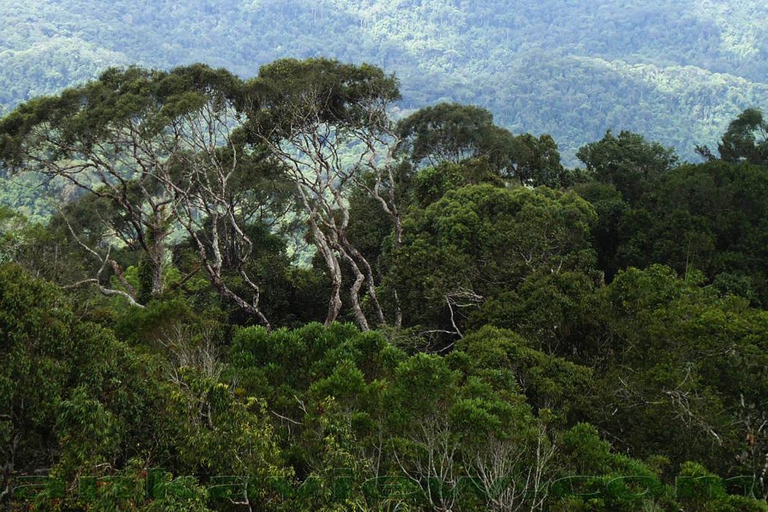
[2,0,768,164]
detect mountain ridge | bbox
[1,0,768,163]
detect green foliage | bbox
[396,103,513,169]
[0,263,167,483]
[411,158,504,207]
[587,265,768,474]
[577,130,679,204]
[617,160,768,304]
[470,270,603,357]
[457,326,593,419]
[510,133,571,188]
[717,108,768,166]
[572,181,630,280]
[3,270,767,509]
[675,462,768,512]
[386,183,597,334]
[245,57,400,139]
[4,54,768,512]
[397,103,570,187]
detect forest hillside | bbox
[1,0,768,163]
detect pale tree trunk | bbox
[138,212,168,302]
[168,191,273,330]
[252,84,403,331]
[150,99,275,328]
[354,128,405,327]
[338,245,369,331]
[311,222,344,326]
[149,228,166,297]
[342,237,385,326]
[331,184,380,330]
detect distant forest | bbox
[1,0,768,164]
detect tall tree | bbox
[577,130,678,204]
[396,103,566,186]
[151,64,283,327]
[244,58,402,330]
[386,183,597,342]
[509,133,566,187]
[717,108,768,166]
[0,67,178,302]
[395,103,509,169]
[0,65,277,324]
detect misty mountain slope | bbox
[1,0,767,162]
